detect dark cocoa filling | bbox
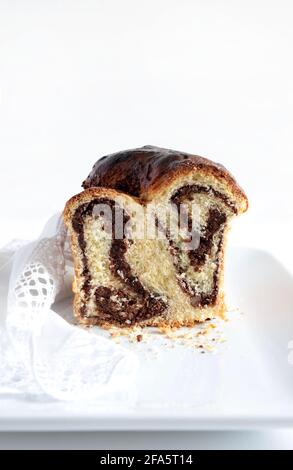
[95,286,166,324]
[169,185,232,307]
[171,184,237,214]
[72,198,166,324]
[188,208,226,271]
[176,225,225,307]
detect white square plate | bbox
[1,246,293,431]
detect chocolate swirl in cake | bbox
[168,184,235,307]
[72,197,166,324]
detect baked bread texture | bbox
[64,145,248,328]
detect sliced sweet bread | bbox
[64,146,248,327]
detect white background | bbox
[1,0,293,449]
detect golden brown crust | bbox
[82,145,248,214]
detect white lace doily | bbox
[0,214,138,402]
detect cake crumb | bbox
[94,311,235,355]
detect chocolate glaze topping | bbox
[82,146,194,197]
[82,145,246,206]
